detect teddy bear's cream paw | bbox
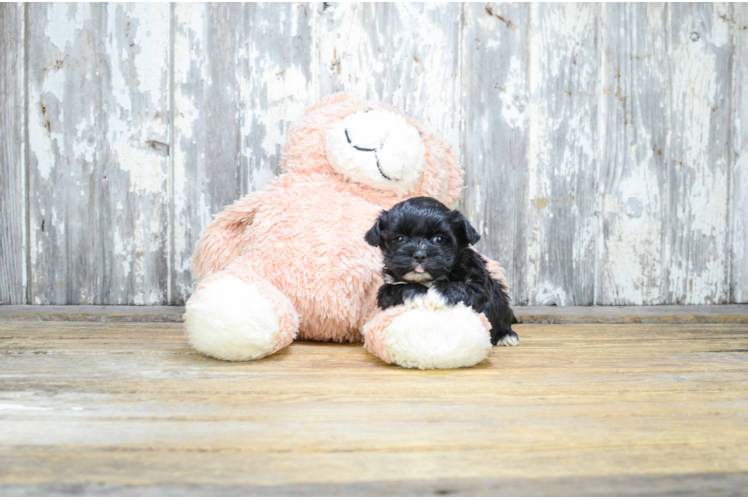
[185,274,298,361]
[374,297,492,370]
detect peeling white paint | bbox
[257,64,310,159]
[251,166,278,192]
[317,3,461,155]
[29,69,66,181]
[602,169,664,305]
[15,3,745,306]
[710,5,731,48]
[26,3,172,305]
[666,4,731,304]
[130,5,170,113]
[105,5,169,196]
[45,3,89,52]
[73,120,95,164]
[172,3,208,296]
[115,146,167,194]
[597,3,670,306]
[499,57,527,130]
[28,104,57,181]
[524,3,600,305]
[535,282,568,306]
[114,230,130,277]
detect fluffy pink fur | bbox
[361,305,405,364]
[190,93,507,350]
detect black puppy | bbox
[365,197,519,346]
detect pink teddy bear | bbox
[185,93,508,369]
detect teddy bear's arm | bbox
[477,253,509,293]
[191,192,263,281]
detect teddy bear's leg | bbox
[184,262,300,361]
[362,289,493,370]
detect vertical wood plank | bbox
[316,3,463,162]
[0,3,26,304]
[242,3,315,185]
[461,3,529,304]
[598,4,669,305]
[172,3,314,303]
[102,4,171,305]
[27,3,100,304]
[667,3,732,304]
[27,3,170,304]
[172,3,243,304]
[524,4,600,306]
[731,4,748,303]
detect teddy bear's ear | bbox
[365,211,389,247]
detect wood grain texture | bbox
[4,472,748,497]
[316,3,463,160]
[514,304,748,325]
[667,3,733,305]
[461,3,529,305]
[598,4,669,305]
[0,472,748,498]
[524,3,600,306]
[171,3,314,304]
[26,3,170,305]
[0,3,25,305]
[732,4,748,303]
[1,320,747,494]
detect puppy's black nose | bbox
[412,250,427,263]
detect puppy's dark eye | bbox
[395,235,405,243]
[432,235,444,244]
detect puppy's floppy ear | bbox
[365,210,389,247]
[450,210,480,245]
[364,221,382,247]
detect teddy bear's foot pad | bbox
[185,273,299,361]
[364,294,492,370]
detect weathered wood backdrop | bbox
[1,3,747,306]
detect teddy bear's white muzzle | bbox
[325,109,426,192]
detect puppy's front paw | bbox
[403,287,448,311]
[494,331,519,347]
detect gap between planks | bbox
[1,304,748,324]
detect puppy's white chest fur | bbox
[402,287,449,311]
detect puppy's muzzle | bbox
[403,271,434,283]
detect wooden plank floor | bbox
[1,320,747,495]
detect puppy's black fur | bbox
[365,197,518,346]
